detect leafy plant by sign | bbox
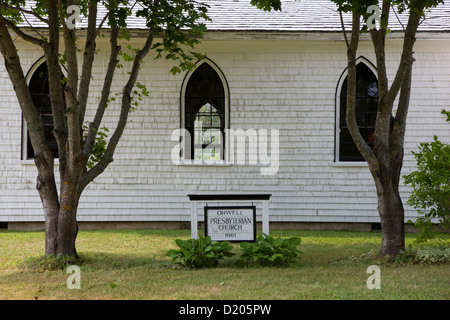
[166,235,234,269]
[238,234,303,267]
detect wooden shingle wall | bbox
[1,35,449,226]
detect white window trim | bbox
[330,161,368,167]
[334,56,378,164]
[22,57,67,162]
[179,58,230,165]
[20,159,60,166]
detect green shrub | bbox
[416,247,450,264]
[403,110,450,240]
[237,234,302,267]
[166,235,234,268]
[396,246,450,265]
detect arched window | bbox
[336,58,378,162]
[181,60,229,162]
[23,59,59,159]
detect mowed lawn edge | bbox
[0,229,448,300]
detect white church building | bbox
[1,0,449,231]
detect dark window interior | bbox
[185,63,225,160]
[339,62,378,162]
[26,62,59,159]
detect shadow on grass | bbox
[14,251,171,272]
[79,228,192,238]
[5,229,428,274]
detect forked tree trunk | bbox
[44,205,79,257]
[42,167,82,257]
[44,156,84,257]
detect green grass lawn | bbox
[0,229,448,300]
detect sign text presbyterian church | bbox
[205,206,256,242]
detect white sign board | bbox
[205,206,256,242]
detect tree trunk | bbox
[44,205,79,257]
[375,175,405,256]
[56,166,83,257]
[44,194,80,257]
[56,207,79,257]
[37,157,60,256]
[41,154,83,257]
[34,152,80,258]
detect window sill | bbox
[20,159,60,166]
[330,161,368,167]
[175,160,232,167]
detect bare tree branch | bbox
[339,9,349,48]
[1,5,50,25]
[384,9,422,109]
[389,55,414,185]
[0,15,47,47]
[44,0,68,187]
[94,12,109,37]
[370,1,391,171]
[60,0,82,165]
[80,31,154,193]
[20,9,48,41]
[391,5,406,31]
[78,0,99,126]
[83,24,121,161]
[345,10,377,168]
[374,0,390,101]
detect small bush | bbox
[403,109,450,241]
[396,246,450,265]
[166,235,234,268]
[237,234,303,267]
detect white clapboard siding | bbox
[0,34,449,225]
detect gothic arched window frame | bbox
[335,57,379,163]
[180,59,230,164]
[22,57,63,160]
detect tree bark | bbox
[375,174,405,256]
[46,0,68,187]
